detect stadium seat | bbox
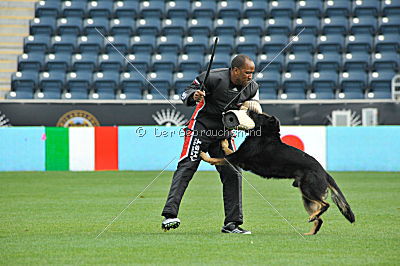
[125,53,151,73]
[293,16,320,35]
[339,70,368,99]
[93,71,120,98]
[30,16,56,35]
[11,70,38,93]
[269,0,295,17]
[239,17,264,35]
[378,14,400,34]
[35,1,60,17]
[77,33,103,54]
[72,52,98,72]
[371,51,400,70]
[256,53,284,73]
[217,0,242,18]
[17,52,44,72]
[162,17,187,36]
[165,0,190,18]
[51,34,76,53]
[352,0,379,16]
[57,17,82,36]
[39,70,65,94]
[255,68,281,95]
[296,0,323,17]
[147,70,172,99]
[110,17,135,35]
[235,34,260,55]
[243,0,268,18]
[282,69,309,99]
[66,70,92,99]
[61,1,86,17]
[324,0,351,17]
[130,33,156,54]
[261,34,288,53]
[183,35,208,54]
[346,33,373,52]
[83,17,109,35]
[265,16,292,35]
[290,32,316,53]
[314,51,341,75]
[45,52,71,72]
[24,34,50,53]
[203,52,231,69]
[113,0,139,18]
[178,52,204,72]
[350,15,377,35]
[151,52,177,72]
[213,33,235,53]
[382,0,400,16]
[374,33,400,52]
[173,70,199,94]
[98,53,124,72]
[104,34,130,54]
[156,34,182,53]
[87,1,113,18]
[259,89,277,100]
[120,71,144,99]
[368,68,396,99]
[214,17,237,36]
[188,17,213,36]
[321,15,349,35]
[286,51,313,73]
[191,0,216,18]
[317,33,345,53]
[136,17,161,35]
[6,90,33,99]
[343,51,370,71]
[140,0,164,17]
[311,69,338,99]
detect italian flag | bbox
[45,127,118,171]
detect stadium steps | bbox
[0,0,34,99]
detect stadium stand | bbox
[4,0,400,100]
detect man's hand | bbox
[193,90,205,102]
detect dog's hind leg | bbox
[302,196,324,235]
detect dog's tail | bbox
[326,174,355,223]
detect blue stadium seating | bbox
[18,52,44,72]
[178,53,204,72]
[113,0,139,18]
[15,0,396,100]
[243,0,268,18]
[61,1,86,17]
[173,70,198,94]
[57,17,82,35]
[71,52,97,72]
[217,0,242,18]
[110,17,135,35]
[166,0,190,18]
[87,1,113,18]
[35,1,59,17]
[45,52,71,72]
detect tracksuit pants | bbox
[161,121,243,225]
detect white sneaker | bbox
[161,217,180,231]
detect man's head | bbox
[230,54,255,87]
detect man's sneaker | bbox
[221,222,251,234]
[161,217,180,231]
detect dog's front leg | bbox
[220,139,234,155]
[200,152,227,165]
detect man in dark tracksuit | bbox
[161,55,260,234]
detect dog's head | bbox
[248,111,280,135]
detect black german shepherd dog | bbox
[200,112,355,235]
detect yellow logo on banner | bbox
[56,110,100,127]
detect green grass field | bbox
[0,171,399,265]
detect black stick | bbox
[199,37,218,92]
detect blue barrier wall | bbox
[0,127,45,171]
[118,126,246,171]
[327,126,400,171]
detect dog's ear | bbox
[269,116,281,132]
